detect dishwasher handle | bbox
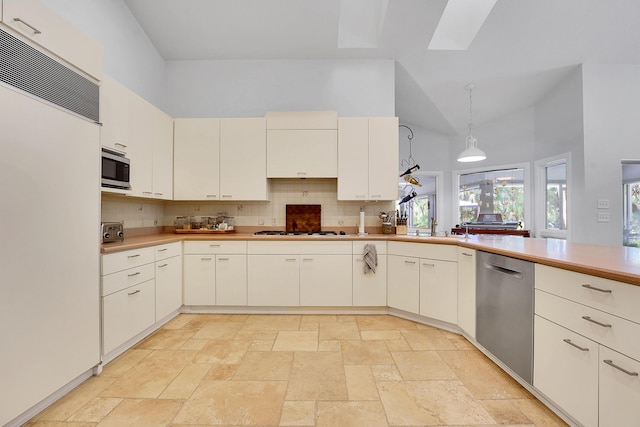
[483,262,523,279]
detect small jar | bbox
[382,222,393,234]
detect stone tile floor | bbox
[26,314,568,426]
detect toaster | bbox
[101,222,124,243]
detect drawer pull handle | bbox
[422,263,435,267]
[209,244,221,247]
[462,252,473,257]
[218,257,229,261]
[127,272,140,277]
[158,263,168,268]
[201,257,212,261]
[127,254,140,258]
[563,339,589,352]
[404,260,416,264]
[128,290,140,296]
[581,284,612,293]
[115,143,127,149]
[157,248,168,252]
[206,194,217,198]
[582,316,612,328]
[603,359,639,376]
[285,258,297,262]
[13,18,41,34]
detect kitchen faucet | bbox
[430,217,437,236]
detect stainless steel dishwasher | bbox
[476,251,535,384]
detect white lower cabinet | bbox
[387,255,420,314]
[419,259,457,323]
[599,346,640,427]
[300,255,352,306]
[534,316,599,427]
[155,243,182,321]
[102,280,155,355]
[183,254,216,305]
[216,254,247,305]
[457,248,476,338]
[248,255,300,306]
[352,241,387,306]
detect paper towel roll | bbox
[359,208,365,235]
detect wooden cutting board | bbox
[286,204,321,232]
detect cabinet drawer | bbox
[388,241,457,261]
[533,316,598,427]
[102,247,154,275]
[536,290,640,361]
[102,279,155,355]
[155,242,181,260]
[184,240,247,254]
[536,264,640,324]
[102,263,155,296]
[352,240,387,255]
[599,346,640,427]
[248,241,351,255]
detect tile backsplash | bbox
[102,179,395,229]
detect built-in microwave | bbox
[101,147,131,190]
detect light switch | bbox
[597,199,610,209]
[597,212,610,223]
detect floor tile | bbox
[512,398,569,426]
[247,339,275,351]
[345,365,379,400]
[173,380,287,425]
[384,339,412,351]
[360,330,403,340]
[241,314,301,330]
[191,321,243,340]
[136,328,195,350]
[193,339,251,364]
[233,351,294,380]
[318,340,341,351]
[316,401,388,427]
[159,363,211,399]
[371,364,403,382]
[94,398,183,427]
[100,349,152,378]
[319,321,361,340]
[480,399,534,424]
[286,352,348,400]
[100,358,188,398]
[377,380,496,426]
[356,314,419,331]
[272,330,319,351]
[204,363,238,381]
[302,314,337,323]
[66,397,123,422]
[279,400,316,426]
[401,329,458,351]
[341,340,394,365]
[392,351,458,381]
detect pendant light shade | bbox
[458,83,486,163]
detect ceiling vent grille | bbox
[0,28,99,122]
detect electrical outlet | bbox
[597,212,610,223]
[597,199,610,209]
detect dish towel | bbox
[363,244,378,274]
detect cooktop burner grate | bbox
[253,230,337,236]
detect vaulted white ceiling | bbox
[123,0,640,135]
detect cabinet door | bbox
[368,117,399,200]
[457,248,476,338]
[126,93,154,197]
[248,255,299,306]
[300,255,352,306]
[155,255,182,320]
[387,255,420,314]
[103,280,155,355]
[337,118,369,200]
[220,118,268,200]
[266,130,338,178]
[419,259,457,323]
[353,255,387,306]
[151,107,174,200]
[216,254,247,306]
[100,76,130,152]
[534,316,598,427]
[183,254,216,305]
[2,0,102,79]
[599,346,640,427]
[174,118,220,200]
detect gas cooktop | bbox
[253,230,338,236]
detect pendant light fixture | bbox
[457,83,487,162]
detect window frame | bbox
[535,153,571,240]
[452,162,532,231]
[398,170,444,234]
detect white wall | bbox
[41,0,168,110]
[165,59,395,118]
[581,63,640,245]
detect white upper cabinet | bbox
[220,118,269,200]
[150,106,174,200]
[173,118,220,200]
[100,76,130,152]
[126,93,154,198]
[1,0,102,79]
[266,111,338,178]
[338,117,399,200]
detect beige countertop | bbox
[101,232,640,286]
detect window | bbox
[397,172,442,233]
[456,166,527,227]
[535,155,570,240]
[623,161,640,248]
